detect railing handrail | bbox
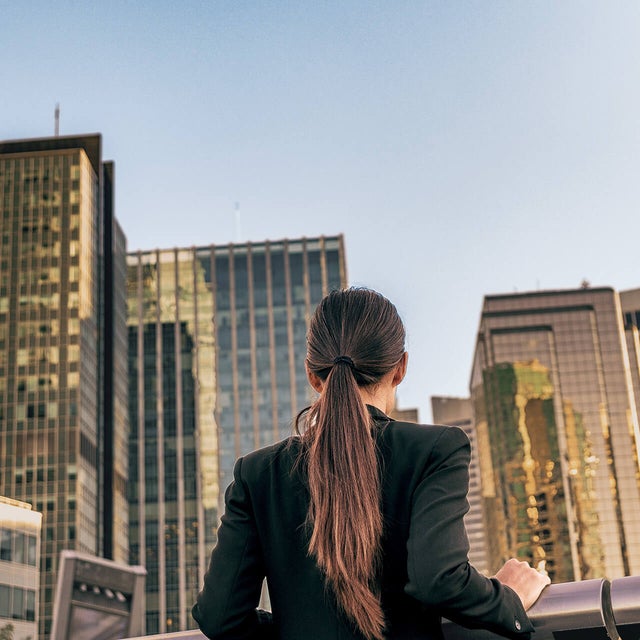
[124,575,640,640]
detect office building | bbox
[431,396,489,575]
[0,134,129,637]
[126,235,346,634]
[620,288,640,426]
[0,497,41,640]
[471,287,640,581]
[390,406,419,423]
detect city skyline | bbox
[0,131,349,637]
[3,2,640,422]
[2,129,640,637]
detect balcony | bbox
[124,575,640,640]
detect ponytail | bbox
[297,288,406,640]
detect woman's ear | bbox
[392,352,408,387]
[306,361,324,393]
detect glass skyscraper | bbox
[471,287,640,581]
[0,134,129,637]
[126,236,346,634]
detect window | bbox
[12,586,23,619]
[0,584,10,617]
[13,532,25,563]
[27,535,37,566]
[0,528,11,561]
[25,589,35,621]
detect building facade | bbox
[431,396,489,575]
[389,406,419,423]
[0,497,41,640]
[471,287,640,581]
[620,288,640,429]
[126,236,346,634]
[0,135,129,637]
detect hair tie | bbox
[332,355,354,368]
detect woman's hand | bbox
[494,558,551,611]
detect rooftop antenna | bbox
[234,202,242,243]
[54,103,60,136]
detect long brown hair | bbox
[296,288,406,640]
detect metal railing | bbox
[124,575,640,640]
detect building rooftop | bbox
[0,133,103,175]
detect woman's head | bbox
[305,287,406,390]
[298,288,406,640]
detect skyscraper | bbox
[0,135,129,637]
[431,396,489,575]
[471,287,640,581]
[126,235,346,634]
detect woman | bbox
[193,288,549,639]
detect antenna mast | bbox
[54,104,60,136]
[234,202,242,243]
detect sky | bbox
[2,1,640,422]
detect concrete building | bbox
[620,288,640,430]
[431,396,489,575]
[389,406,419,423]
[0,135,129,637]
[471,287,640,581]
[0,497,41,640]
[126,236,346,634]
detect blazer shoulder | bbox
[384,420,469,450]
[239,437,301,480]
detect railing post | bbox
[611,575,640,639]
[526,578,618,640]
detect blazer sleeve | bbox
[405,426,534,640]
[192,457,276,640]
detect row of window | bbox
[0,583,36,622]
[0,527,37,566]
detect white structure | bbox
[431,396,489,575]
[0,497,42,640]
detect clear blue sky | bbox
[2,1,640,422]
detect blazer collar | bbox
[367,404,393,423]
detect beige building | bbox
[431,396,489,575]
[390,406,419,422]
[0,497,42,640]
[471,287,640,581]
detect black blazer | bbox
[193,407,534,640]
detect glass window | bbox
[25,589,35,621]
[271,253,286,306]
[0,584,10,618]
[12,586,24,619]
[27,535,37,566]
[0,528,11,561]
[326,250,341,289]
[68,318,80,334]
[13,532,25,564]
